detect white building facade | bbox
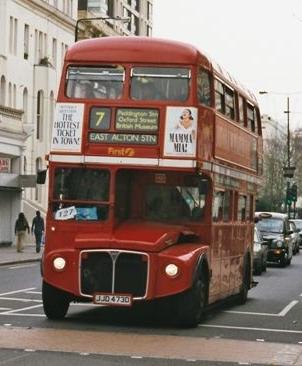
[0,0,76,245]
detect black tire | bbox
[238,256,250,304]
[42,281,70,320]
[254,261,262,276]
[174,273,208,327]
[262,258,267,272]
[280,254,287,267]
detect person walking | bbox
[31,210,45,253]
[14,212,30,253]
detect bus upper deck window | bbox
[130,67,190,101]
[66,66,125,100]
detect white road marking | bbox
[0,288,36,296]
[0,307,11,311]
[199,324,302,334]
[278,300,299,316]
[9,264,37,269]
[0,313,45,317]
[0,304,43,315]
[0,297,42,303]
[224,300,299,317]
[224,310,279,317]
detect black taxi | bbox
[255,212,294,267]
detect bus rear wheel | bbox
[174,274,207,327]
[42,281,70,320]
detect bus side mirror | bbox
[198,179,209,195]
[37,169,47,184]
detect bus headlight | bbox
[165,264,179,277]
[53,257,66,271]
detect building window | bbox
[23,156,27,174]
[49,91,55,149]
[24,24,29,59]
[52,38,57,68]
[147,1,152,20]
[36,90,44,140]
[8,82,12,107]
[134,15,139,35]
[0,76,6,105]
[9,17,13,54]
[13,84,17,108]
[35,158,42,202]
[23,88,28,123]
[88,0,108,14]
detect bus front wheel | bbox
[42,281,70,320]
[174,273,208,327]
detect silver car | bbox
[253,226,268,275]
[291,219,302,248]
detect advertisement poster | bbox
[164,107,197,157]
[51,103,84,152]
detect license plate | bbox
[93,293,132,306]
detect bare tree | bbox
[257,135,288,211]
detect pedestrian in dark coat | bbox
[31,210,45,253]
[15,212,30,252]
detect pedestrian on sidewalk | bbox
[14,212,30,253]
[31,210,45,253]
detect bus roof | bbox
[66,36,257,103]
[66,36,206,65]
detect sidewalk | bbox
[0,243,42,266]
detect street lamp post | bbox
[284,96,290,169]
[75,16,130,42]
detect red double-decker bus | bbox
[40,36,262,327]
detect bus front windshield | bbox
[52,167,110,221]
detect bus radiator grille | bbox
[80,251,148,298]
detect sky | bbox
[152,0,302,131]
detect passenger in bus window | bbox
[107,84,122,99]
[94,85,107,99]
[74,80,95,98]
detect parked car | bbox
[253,226,268,275]
[289,220,300,254]
[290,219,302,247]
[255,212,293,267]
